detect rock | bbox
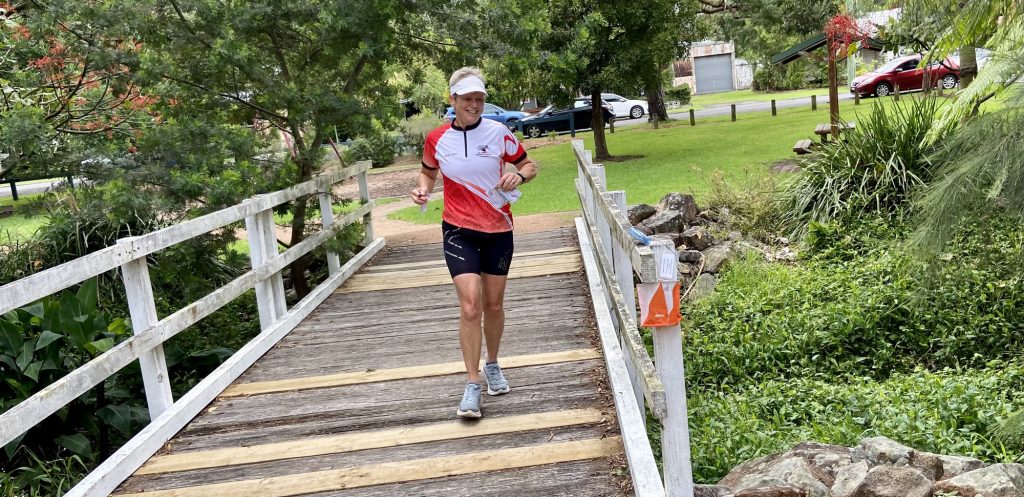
[782,442,854,479]
[678,249,703,263]
[720,454,785,489]
[640,210,686,234]
[908,451,945,482]
[728,230,744,241]
[637,224,654,236]
[687,274,717,301]
[777,236,790,246]
[855,466,932,497]
[858,437,914,467]
[657,192,699,224]
[732,485,808,497]
[681,226,715,251]
[702,243,733,273]
[695,484,733,497]
[733,240,770,260]
[933,463,1024,497]
[931,453,986,481]
[719,207,732,225]
[628,203,657,225]
[727,457,830,497]
[650,233,682,247]
[772,247,799,263]
[830,461,869,497]
[678,262,697,279]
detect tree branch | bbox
[159,73,289,121]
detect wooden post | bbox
[117,240,174,418]
[811,94,817,111]
[771,99,777,116]
[730,104,736,122]
[357,171,374,246]
[318,189,341,275]
[894,85,900,101]
[9,180,18,201]
[609,117,615,134]
[854,92,860,105]
[569,112,576,138]
[245,202,286,329]
[689,109,695,126]
[650,241,695,497]
[827,44,840,140]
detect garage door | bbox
[694,54,734,94]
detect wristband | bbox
[515,172,527,183]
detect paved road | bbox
[0,178,82,198]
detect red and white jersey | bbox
[422,118,528,233]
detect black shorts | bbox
[442,221,515,277]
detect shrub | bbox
[779,96,945,237]
[397,114,443,157]
[665,85,692,106]
[347,128,397,168]
[705,171,783,243]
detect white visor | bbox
[450,76,488,96]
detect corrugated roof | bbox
[770,33,885,65]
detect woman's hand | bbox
[410,187,429,205]
[497,172,524,192]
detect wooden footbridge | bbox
[0,142,695,497]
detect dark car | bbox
[517,104,615,138]
[850,54,960,97]
[444,103,528,127]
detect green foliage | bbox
[347,128,398,168]
[682,214,1024,481]
[397,114,444,157]
[0,446,89,497]
[780,97,944,237]
[752,64,807,92]
[664,85,692,106]
[705,171,783,243]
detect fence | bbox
[572,139,694,497]
[0,162,382,496]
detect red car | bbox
[850,54,960,97]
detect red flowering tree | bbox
[823,14,868,134]
[0,2,155,179]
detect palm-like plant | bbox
[909,0,1024,451]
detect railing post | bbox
[811,94,818,110]
[245,199,287,329]
[357,171,374,245]
[117,238,174,418]
[689,109,695,126]
[569,112,576,138]
[730,104,736,122]
[318,184,341,275]
[771,99,777,116]
[649,241,695,497]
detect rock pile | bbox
[627,192,796,301]
[695,437,1023,497]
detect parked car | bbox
[850,54,960,97]
[444,103,528,127]
[601,93,649,119]
[517,104,615,139]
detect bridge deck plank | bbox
[111,228,633,496]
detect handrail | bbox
[0,161,377,450]
[573,140,695,497]
[0,162,368,315]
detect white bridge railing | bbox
[0,161,383,496]
[573,140,695,497]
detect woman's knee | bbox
[483,299,504,315]
[460,299,482,321]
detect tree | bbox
[126,0,456,297]
[0,1,153,180]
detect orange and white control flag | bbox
[638,281,681,327]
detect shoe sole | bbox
[486,385,510,396]
[456,409,482,418]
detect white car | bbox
[601,93,648,119]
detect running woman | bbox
[411,67,538,418]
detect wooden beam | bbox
[64,239,385,497]
[220,348,602,397]
[114,437,623,497]
[345,253,580,282]
[362,246,579,272]
[136,408,606,475]
[337,255,582,293]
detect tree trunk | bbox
[591,89,611,160]
[827,39,840,139]
[959,46,977,88]
[645,75,668,128]
[287,126,315,299]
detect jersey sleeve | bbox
[501,128,527,164]
[421,125,446,170]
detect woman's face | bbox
[449,91,486,126]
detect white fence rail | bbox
[573,140,695,497]
[0,162,383,496]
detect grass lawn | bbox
[673,86,832,112]
[0,193,47,242]
[391,97,886,224]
